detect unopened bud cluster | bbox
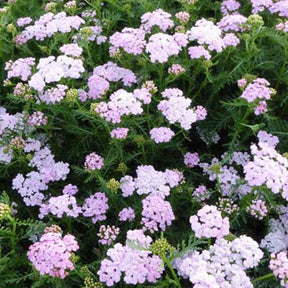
[150,237,175,259]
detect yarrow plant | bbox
[2,0,288,287]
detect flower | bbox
[84,152,104,171]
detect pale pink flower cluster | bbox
[82,192,109,223]
[184,152,200,168]
[174,236,263,287]
[126,229,153,249]
[241,78,272,103]
[110,28,146,55]
[59,43,83,57]
[168,64,186,76]
[9,137,26,150]
[269,1,288,18]
[98,242,163,286]
[240,77,274,115]
[133,88,152,104]
[27,229,79,278]
[187,19,224,52]
[250,0,273,14]
[29,56,84,92]
[64,0,76,9]
[238,78,247,88]
[94,89,143,124]
[92,61,137,87]
[87,74,109,99]
[13,82,33,99]
[28,111,48,127]
[19,12,85,42]
[84,152,104,171]
[118,207,135,222]
[140,9,174,33]
[150,127,175,143]
[223,33,241,46]
[188,45,211,59]
[244,132,288,199]
[158,88,206,130]
[246,199,268,220]
[270,252,288,287]
[254,100,268,115]
[146,32,187,63]
[217,14,247,32]
[0,108,21,136]
[5,58,35,81]
[98,225,120,245]
[221,0,241,15]
[192,185,210,201]
[110,127,129,139]
[12,146,70,206]
[175,11,190,24]
[257,130,279,147]
[190,205,230,238]
[217,197,239,214]
[38,85,68,104]
[120,165,183,198]
[62,184,78,195]
[39,194,82,219]
[17,17,32,27]
[120,176,135,197]
[141,194,175,232]
[195,105,208,120]
[276,21,288,32]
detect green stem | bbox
[207,238,211,250]
[251,273,274,284]
[164,258,182,288]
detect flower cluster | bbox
[94,89,144,124]
[84,152,104,171]
[27,228,79,278]
[190,205,230,238]
[158,88,206,130]
[184,152,200,168]
[12,145,70,206]
[120,165,183,198]
[221,0,241,15]
[244,132,288,199]
[118,207,135,222]
[240,77,275,115]
[246,199,268,220]
[146,32,187,63]
[98,230,164,286]
[140,9,174,33]
[174,236,263,287]
[141,194,175,232]
[98,225,120,245]
[18,12,84,43]
[270,252,288,287]
[39,194,81,219]
[82,192,109,223]
[28,111,48,127]
[149,127,175,143]
[110,127,129,139]
[29,55,84,93]
[5,58,35,81]
[110,28,146,55]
